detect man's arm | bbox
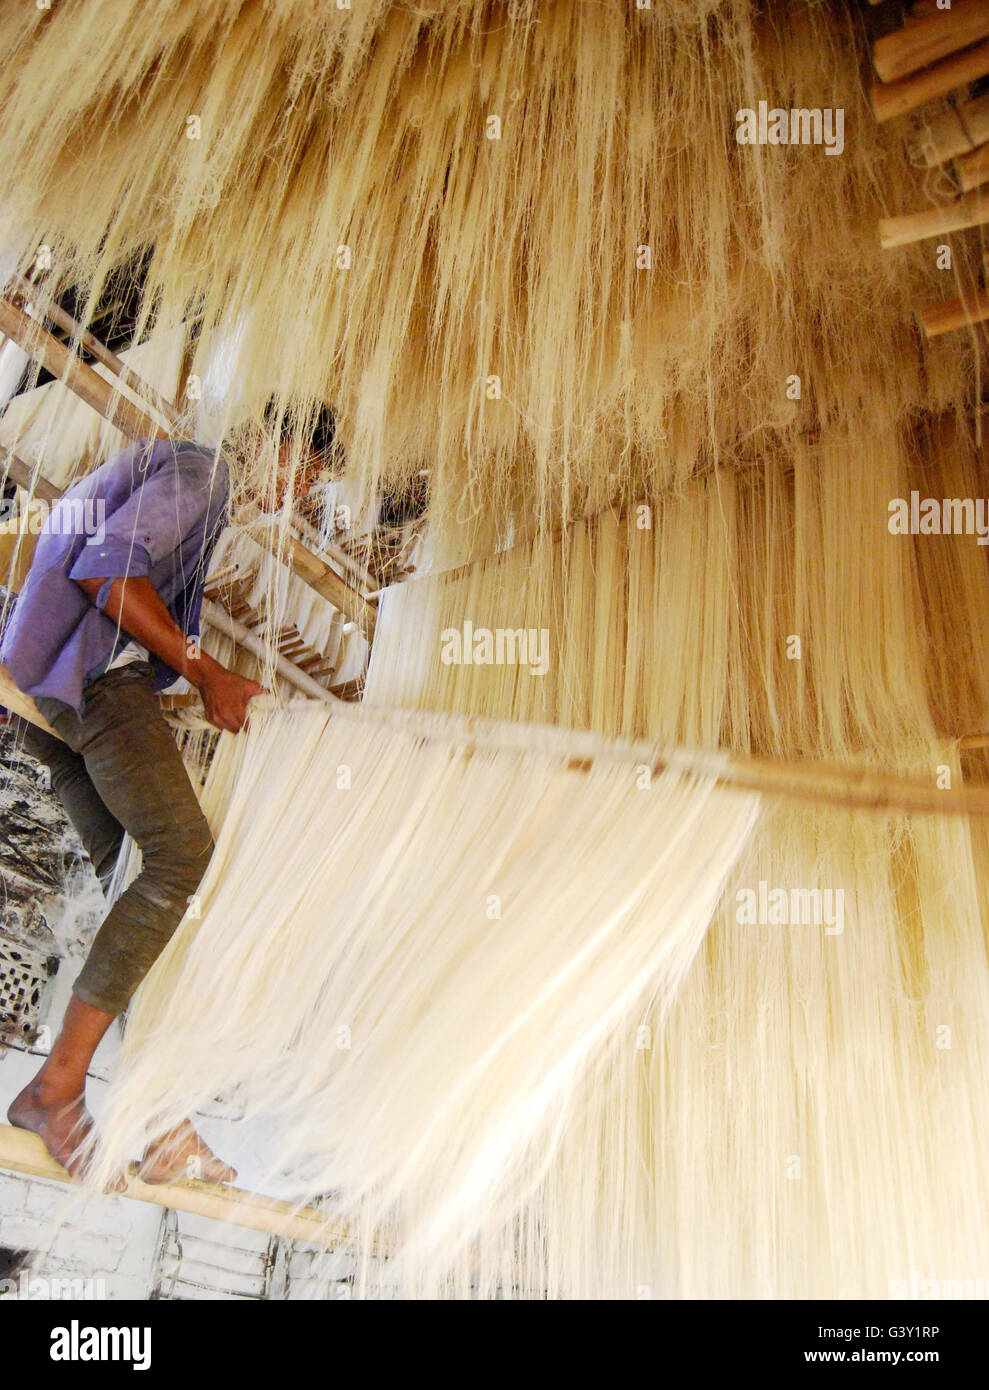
[76,575,264,733]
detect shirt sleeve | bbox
[69,450,222,611]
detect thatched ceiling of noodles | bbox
[0,0,981,546]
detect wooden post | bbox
[0,297,166,442]
[870,38,989,123]
[0,1123,364,1252]
[8,272,181,430]
[872,0,989,84]
[878,185,989,248]
[920,285,989,336]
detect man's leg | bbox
[18,718,125,890]
[8,666,234,1182]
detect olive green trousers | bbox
[19,663,213,1016]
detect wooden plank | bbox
[920,285,989,336]
[0,528,38,597]
[878,184,989,248]
[873,0,989,83]
[0,1123,363,1252]
[0,298,166,442]
[870,37,989,122]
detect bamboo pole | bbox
[918,91,989,165]
[878,185,989,248]
[293,509,376,593]
[0,298,166,441]
[201,600,341,706]
[870,38,989,123]
[956,139,989,190]
[958,732,989,750]
[7,272,181,431]
[872,0,989,84]
[920,285,989,336]
[307,700,989,821]
[0,1123,361,1252]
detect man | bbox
[2,410,331,1183]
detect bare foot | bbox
[138,1118,237,1186]
[8,1082,95,1178]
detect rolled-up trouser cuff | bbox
[70,973,128,1019]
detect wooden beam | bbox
[920,285,989,336]
[0,1123,361,1252]
[0,298,166,442]
[873,0,989,84]
[878,185,989,248]
[918,91,989,165]
[870,37,989,123]
[7,272,181,431]
[1,446,63,503]
[251,524,377,640]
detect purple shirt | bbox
[1,439,229,713]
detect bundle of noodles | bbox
[352,416,989,1296]
[0,1,979,548]
[84,701,760,1291]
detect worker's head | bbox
[260,399,340,511]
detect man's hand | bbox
[196,666,266,734]
[75,575,266,733]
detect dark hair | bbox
[263,397,339,462]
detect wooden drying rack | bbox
[0,279,377,639]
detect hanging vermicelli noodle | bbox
[84,701,760,1294]
[355,419,989,1297]
[0,1,981,545]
